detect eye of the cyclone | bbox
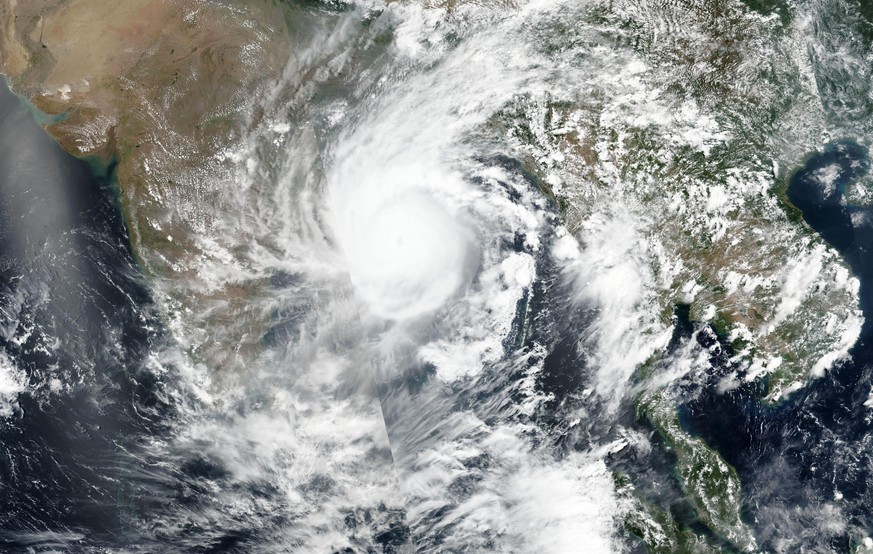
[333,188,471,321]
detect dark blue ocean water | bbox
[0,80,175,549]
[676,140,873,550]
[3,72,873,551]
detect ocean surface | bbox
[0,79,174,548]
[2,0,873,551]
[682,140,873,550]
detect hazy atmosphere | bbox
[2,0,873,551]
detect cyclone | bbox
[329,175,473,321]
[4,0,873,552]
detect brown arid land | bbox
[0,0,295,372]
